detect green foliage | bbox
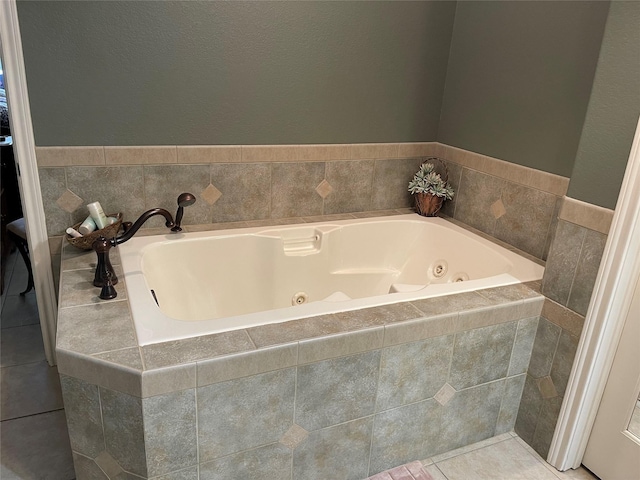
[408,162,455,200]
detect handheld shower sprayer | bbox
[171,193,197,232]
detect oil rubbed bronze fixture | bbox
[92,193,196,300]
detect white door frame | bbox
[0,0,58,365]
[549,116,640,470]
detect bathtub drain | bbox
[292,292,309,306]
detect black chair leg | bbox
[8,231,34,295]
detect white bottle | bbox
[66,227,83,238]
[78,215,97,235]
[87,202,108,229]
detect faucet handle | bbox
[99,270,118,300]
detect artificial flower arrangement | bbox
[408,159,455,216]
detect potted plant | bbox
[408,159,455,216]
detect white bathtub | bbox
[119,215,544,345]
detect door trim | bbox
[549,116,640,470]
[0,0,58,365]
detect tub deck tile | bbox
[477,284,541,302]
[58,265,126,309]
[93,347,144,371]
[335,302,424,329]
[247,314,343,348]
[142,330,255,370]
[411,292,492,317]
[57,300,137,355]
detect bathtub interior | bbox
[138,218,524,322]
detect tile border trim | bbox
[36,141,570,197]
[435,144,569,196]
[559,196,614,234]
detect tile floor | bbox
[0,250,600,480]
[1,250,75,479]
[420,433,599,480]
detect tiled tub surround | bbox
[56,237,544,479]
[38,142,568,264]
[516,198,613,459]
[433,144,569,261]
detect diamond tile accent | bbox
[56,189,84,213]
[536,376,558,399]
[279,423,309,450]
[201,184,222,205]
[490,199,506,219]
[315,179,333,199]
[94,450,123,478]
[434,383,456,406]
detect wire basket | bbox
[65,213,123,250]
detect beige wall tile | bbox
[105,146,177,165]
[541,298,585,338]
[483,157,532,186]
[397,142,437,158]
[437,143,569,196]
[351,143,399,159]
[298,144,351,161]
[527,171,569,196]
[559,196,614,234]
[241,145,299,162]
[37,147,104,167]
[177,146,241,164]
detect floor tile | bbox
[5,258,30,296]
[553,466,601,479]
[1,361,64,420]
[0,325,46,367]
[423,464,448,480]
[435,437,559,480]
[430,432,513,463]
[0,410,75,480]
[1,293,40,328]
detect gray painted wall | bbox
[567,1,640,210]
[17,1,456,146]
[437,1,609,177]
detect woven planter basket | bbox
[412,156,449,217]
[415,193,444,217]
[65,213,123,250]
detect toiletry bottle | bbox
[78,215,97,235]
[66,227,83,238]
[87,202,108,229]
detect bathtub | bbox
[119,214,544,345]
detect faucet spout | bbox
[114,208,175,245]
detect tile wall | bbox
[58,281,544,479]
[39,141,570,297]
[43,142,612,465]
[516,197,613,458]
